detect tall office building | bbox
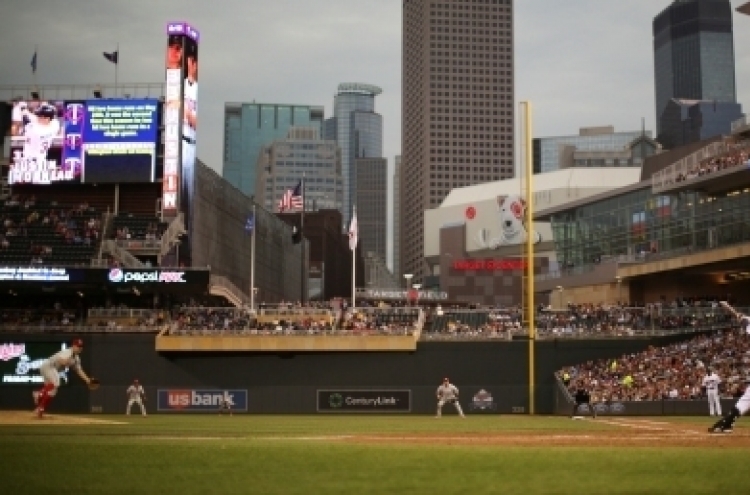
[401,0,515,282]
[255,127,343,212]
[533,126,657,174]
[324,83,383,224]
[355,157,388,264]
[392,155,402,278]
[653,0,737,139]
[223,103,324,196]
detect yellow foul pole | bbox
[521,101,535,415]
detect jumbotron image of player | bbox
[20,103,61,168]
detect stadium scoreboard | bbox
[8,98,160,185]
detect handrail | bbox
[159,212,186,258]
[651,140,750,193]
[208,274,249,307]
[100,240,145,268]
[88,308,158,318]
[95,208,112,263]
[0,324,163,333]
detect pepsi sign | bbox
[108,269,186,284]
[157,389,248,412]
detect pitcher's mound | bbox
[0,411,127,425]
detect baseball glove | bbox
[88,378,100,391]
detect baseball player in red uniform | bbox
[33,339,93,418]
[436,377,465,418]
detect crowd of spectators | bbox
[558,326,750,402]
[338,307,420,335]
[536,302,735,337]
[1,196,102,264]
[675,140,750,184]
[166,302,422,336]
[422,306,522,340]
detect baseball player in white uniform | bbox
[32,339,93,418]
[436,377,465,418]
[702,368,722,416]
[126,379,147,416]
[181,45,198,211]
[709,380,750,433]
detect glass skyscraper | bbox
[534,127,652,174]
[223,103,324,197]
[653,0,736,138]
[324,83,383,224]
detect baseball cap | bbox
[443,377,449,382]
[168,34,183,47]
[72,338,84,348]
[35,104,56,118]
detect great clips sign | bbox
[106,268,208,286]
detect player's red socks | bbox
[37,383,55,411]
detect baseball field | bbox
[1,412,746,494]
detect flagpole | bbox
[300,175,306,304]
[33,45,38,86]
[351,205,356,309]
[115,42,119,96]
[250,203,256,312]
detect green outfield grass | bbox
[1,414,745,495]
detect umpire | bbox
[571,381,597,419]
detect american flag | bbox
[278,180,304,212]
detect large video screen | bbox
[0,341,73,385]
[81,99,159,182]
[7,98,159,185]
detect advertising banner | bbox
[163,21,199,219]
[157,389,248,412]
[0,267,209,288]
[0,266,86,282]
[0,342,71,385]
[317,389,411,413]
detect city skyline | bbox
[2,0,749,179]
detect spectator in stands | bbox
[558,327,750,403]
[0,236,8,250]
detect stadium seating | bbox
[558,321,750,402]
[112,213,167,242]
[0,197,101,266]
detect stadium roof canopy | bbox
[440,167,643,208]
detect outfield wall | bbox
[0,333,706,415]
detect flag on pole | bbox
[30,51,37,73]
[244,214,255,235]
[348,208,358,251]
[103,51,119,64]
[277,180,304,212]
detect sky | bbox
[1,0,749,268]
